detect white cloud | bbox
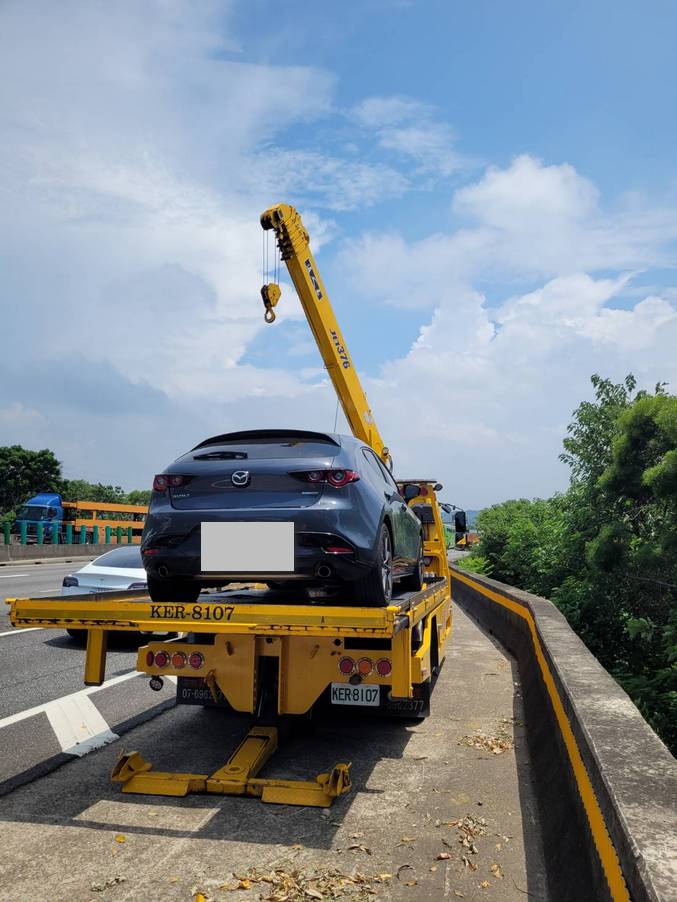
[335,156,677,504]
[340,155,677,309]
[351,94,463,178]
[247,149,410,211]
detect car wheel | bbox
[66,628,87,644]
[148,576,201,604]
[399,539,424,592]
[354,524,393,606]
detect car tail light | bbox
[327,469,359,487]
[142,548,160,556]
[154,650,170,667]
[357,657,373,676]
[146,651,155,666]
[171,652,187,669]
[189,652,205,669]
[154,474,193,491]
[62,576,79,587]
[169,475,193,488]
[376,658,392,676]
[153,475,169,492]
[293,470,360,488]
[324,545,353,554]
[128,582,147,590]
[338,656,354,675]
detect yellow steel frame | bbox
[260,203,391,466]
[111,726,352,807]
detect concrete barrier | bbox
[451,565,677,902]
[0,544,117,565]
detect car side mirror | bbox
[402,484,420,501]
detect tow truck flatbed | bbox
[8,579,448,638]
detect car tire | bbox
[66,628,87,644]
[148,577,201,604]
[399,539,424,593]
[353,524,393,607]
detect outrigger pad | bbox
[260,764,352,808]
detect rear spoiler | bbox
[193,430,341,450]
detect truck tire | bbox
[399,539,424,592]
[353,524,393,607]
[148,577,201,604]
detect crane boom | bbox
[260,203,391,467]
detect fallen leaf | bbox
[480,880,490,889]
[490,864,503,879]
[350,832,365,839]
[305,890,323,900]
[398,836,417,845]
[168,876,180,884]
[347,844,371,855]
[436,852,451,861]
[454,893,465,898]
[291,844,303,850]
[114,834,126,844]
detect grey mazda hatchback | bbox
[141,429,424,606]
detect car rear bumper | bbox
[142,530,374,585]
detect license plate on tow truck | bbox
[330,683,380,706]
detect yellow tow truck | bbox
[7,203,452,808]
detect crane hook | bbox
[261,283,281,324]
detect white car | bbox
[62,546,147,642]
[61,546,147,595]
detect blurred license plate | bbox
[330,683,380,706]
[201,522,294,572]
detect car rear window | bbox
[93,547,143,568]
[193,440,338,461]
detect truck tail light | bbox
[338,656,354,675]
[357,657,373,676]
[154,650,170,667]
[171,652,187,669]
[376,658,392,676]
[189,652,205,669]
[146,651,154,666]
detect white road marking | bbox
[0,573,28,579]
[0,627,44,638]
[0,671,176,756]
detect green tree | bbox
[126,489,152,506]
[465,375,677,752]
[0,445,63,515]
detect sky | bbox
[1,0,676,508]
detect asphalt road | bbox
[0,561,141,720]
[0,605,549,902]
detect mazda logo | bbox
[231,470,250,487]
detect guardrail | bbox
[450,565,676,902]
[2,524,140,545]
